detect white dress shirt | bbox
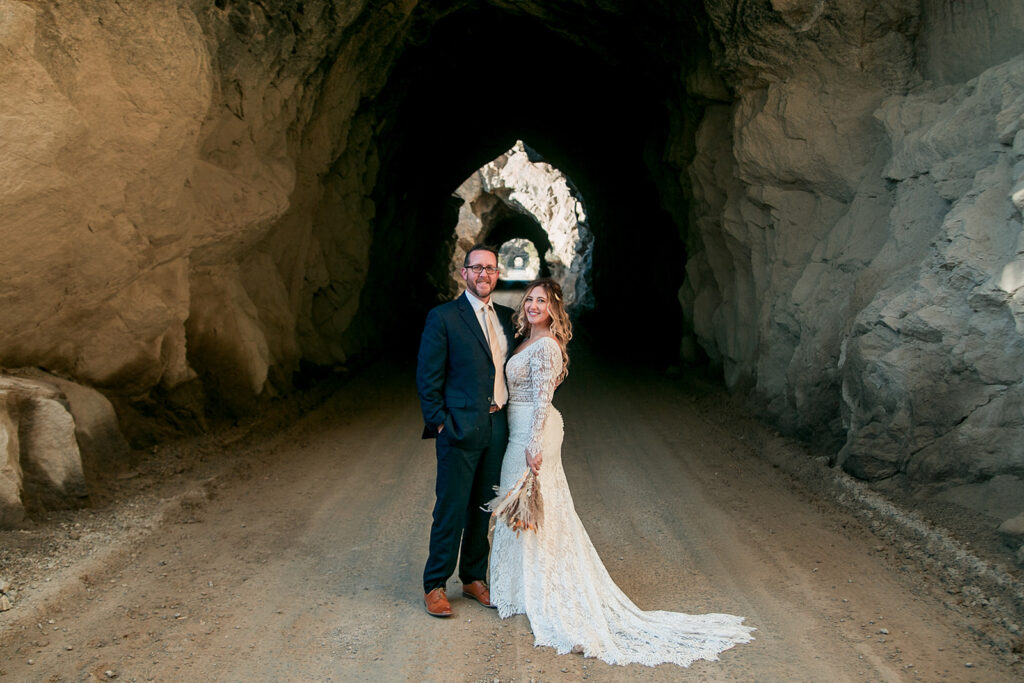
[464,289,508,358]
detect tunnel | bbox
[1,0,1023,527]
[352,5,687,364]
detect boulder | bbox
[0,376,88,520]
[0,370,129,526]
[998,512,1024,545]
[9,369,130,476]
[17,395,88,511]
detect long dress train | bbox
[490,337,755,667]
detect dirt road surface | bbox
[2,353,1022,681]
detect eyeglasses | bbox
[465,265,499,274]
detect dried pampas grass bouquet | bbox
[487,469,544,535]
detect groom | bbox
[416,244,516,617]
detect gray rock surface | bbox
[837,57,1024,486]
[681,2,1024,508]
[998,512,1024,544]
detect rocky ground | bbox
[1,353,1022,682]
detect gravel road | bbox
[1,353,1021,681]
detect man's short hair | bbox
[464,243,499,266]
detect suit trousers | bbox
[423,408,508,592]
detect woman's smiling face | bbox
[523,285,551,327]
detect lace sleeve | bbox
[525,338,563,458]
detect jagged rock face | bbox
[679,0,1024,509]
[837,59,1024,487]
[1,0,1022,511]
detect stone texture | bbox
[18,396,88,511]
[837,58,1024,486]
[0,0,391,404]
[916,0,1024,85]
[0,1,208,392]
[0,370,127,524]
[681,1,1024,507]
[186,266,274,416]
[0,376,88,522]
[997,512,1024,545]
[10,369,130,476]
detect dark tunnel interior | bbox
[342,5,706,365]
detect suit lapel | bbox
[457,293,491,355]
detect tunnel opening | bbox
[339,4,703,367]
[489,217,550,311]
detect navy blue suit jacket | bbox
[416,292,516,449]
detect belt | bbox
[489,404,502,413]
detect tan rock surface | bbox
[0,376,88,521]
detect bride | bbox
[489,278,755,667]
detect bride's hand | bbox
[526,449,542,475]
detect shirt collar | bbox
[464,289,491,315]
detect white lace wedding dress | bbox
[490,337,755,667]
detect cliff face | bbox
[0,0,1021,519]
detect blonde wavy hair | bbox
[514,278,573,383]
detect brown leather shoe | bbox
[424,587,452,617]
[462,580,496,608]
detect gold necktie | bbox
[485,305,508,408]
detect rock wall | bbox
[680,0,1024,505]
[0,1,209,393]
[839,59,1024,492]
